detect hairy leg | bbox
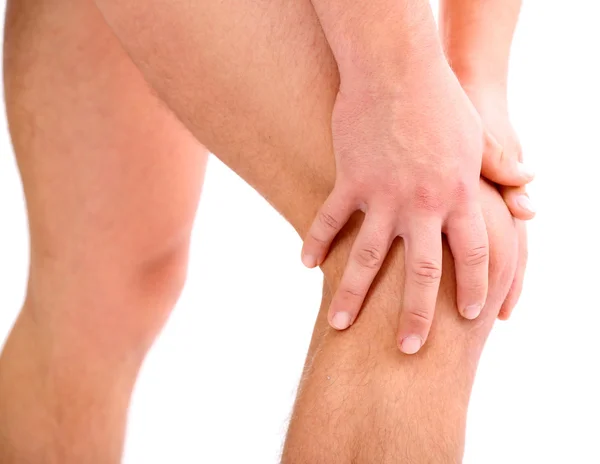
[284,182,515,463]
[0,1,207,462]
[93,0,519,462]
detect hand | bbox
[467,85,536,219]
[301,59,490,354]
[464,85,531,318]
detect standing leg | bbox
[0,1,207,462]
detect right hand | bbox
[302,58,493,354]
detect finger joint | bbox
[318,211,340,231]
[411,259,442,287]
[464,245,489,267]
[355,246,383,270]
[407,307,432,323]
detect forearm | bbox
[440,0,522,90]
[309,0,445,90]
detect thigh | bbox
[93,0,339,236]
[4,0,207,278]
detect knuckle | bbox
[339,285,363,300]
[378,178,402,197]
[317,210,340,231]
[355,245,383,269]
[464,245,489,267]
[451,180,472,204]
[406,307,432,324]
[308,230,328,245]
[412,185,442,212]
[411,259,442,287]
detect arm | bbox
[308,0,444,88]
[300,0,497,353]
[303,0,528,350]
[441,0,522,93]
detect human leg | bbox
[92,1,519,462]
[0,1,207,462]
[283,181,516,463]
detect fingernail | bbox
[463,304,483,320]
[301,253,318,268]
[517,163,535,179]
[516,195,536,214]
[331,312,352,330]
[400,336,423,355]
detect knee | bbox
[122,239,192,345]
[27,233,192,356]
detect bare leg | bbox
[93,1,519,462]
[283,200,513,463]
[0,1,207,462]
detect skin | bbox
[95,0,518,459]
[440,0,530,317]
[1,1,207,461]
[300,0,533,353]
[0,0,521,462]
[441,0,534,213]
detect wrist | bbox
[456,74,509,115]
[337,42,448,97]
[329,5,446,95]
[444,53,509,96]
[439,0,520,98]
[440,20,511,94]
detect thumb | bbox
[481,130,534,187]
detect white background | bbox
[1,1,599,463]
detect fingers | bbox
[397,219,443,354]
[499,220,528,320]
[301,185,356,268]
[446,207,489,320]
[501,186,536,220]
[481,130,534,187]
[328,214,393,331]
